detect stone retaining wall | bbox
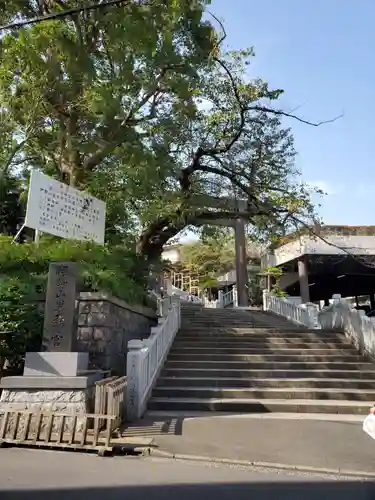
[76,293,157,375]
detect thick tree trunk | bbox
[137,209,256,260]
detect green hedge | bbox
[0,236,151,374]
[0,236,149,303]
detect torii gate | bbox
[190,195,249,307]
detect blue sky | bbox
[208,0,374,226]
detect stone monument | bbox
[0,262,103,431]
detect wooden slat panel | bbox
[92,417,100,447]
[68,416,77,444]
[33,413,43,444]
[104,418,112,448]
[80,417,88,446]
[11,413,20,440]
[44,414,54,443]
[0,412,10,439]
[20,413,32,442]
[56,416,65,444]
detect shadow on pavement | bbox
[122,416,185,437]
[1,480,374,500]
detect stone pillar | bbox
[298,256,310,304]
[218,290,224,308]
[43,261,78,352]
[234,218,249,307]
[126,339,144,421]
[266,274,271,292]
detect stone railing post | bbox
[172,295,181,328]
[332,293,341,304]
[156,297,163,317]
[262,289,269,311]
[218,290,224,308]
[233,286,238,308]
[305,302,319,329]
[126,339,145,421]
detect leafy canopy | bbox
[0,1,326,259]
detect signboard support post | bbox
[11,224,25,245]
[34,229,41,247]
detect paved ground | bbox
[0,448,374,500]
[123,412,375,474]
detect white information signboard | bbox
[25,170,106,244]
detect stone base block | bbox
[23,352,89,377]
[0,373,102,434]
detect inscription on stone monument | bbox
[43,262,77,352]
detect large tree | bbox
[0,107,34,236]
[0,0,218,242]
[0,1,329,258]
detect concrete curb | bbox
[149,448,375,479]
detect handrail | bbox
[203,296,219,308]
[126,296,181,421]
[263,290,319,329]
[219,287,238,308]
[169,285,202,304]
[202,287,237,308]
[221,289,233,307]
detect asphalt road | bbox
[0,448,374,500]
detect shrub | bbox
[0,237,149,303]
[0,276,43,376]
[0,237,151,372]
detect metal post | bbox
[34,229,41,247]
[234,217,249,307]
[11,223,25,244]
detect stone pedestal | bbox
[23,352,89,377]
[0,373,103,433]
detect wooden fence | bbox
[0,375,128,454]
[106,376,127,429]
[94,376,118,429]
[0,410,116,454]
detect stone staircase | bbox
[148,304,375,415]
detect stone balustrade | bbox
[126,296,181,421]
[318,294,375,358]
[263,290,319,329]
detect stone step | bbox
[171,341,357,354]
[147,397,371,415]
[170,347,355,355]
[157,376,375,389]
[164,360,374,370]
[177,330,341,338]
[180,322,304,328]
[173,337,354,349]
[167,353,363,362]
[152,386,375,402]
[161,367,375,379]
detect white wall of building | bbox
[263,235,375,268]
[162,247,181,264]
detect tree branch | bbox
[248,105,344,127]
